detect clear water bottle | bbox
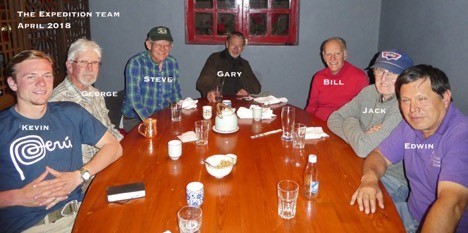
[304,154,319,199]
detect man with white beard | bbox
[50,38,123,166]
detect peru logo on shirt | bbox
[381,52,402,60]
[10,135,73,180]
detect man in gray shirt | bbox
[328,49,413,202]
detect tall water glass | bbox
[277,180,299,219]
[177,205,202,233]
[281,106,295,141]
[195,120,209,145]
[214,85,223,103]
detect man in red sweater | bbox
[306,37,369,121]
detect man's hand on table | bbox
[350,175,385,214]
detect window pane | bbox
[195,0,213,9]
[249,13,266,35]
[195,13,213,35]
[272,13,289,35]
[272,0,289,9]
[249,0,267,9]
[217,0,235,9]
[217,13,235,35]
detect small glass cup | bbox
[195,120,209,145]
[277,180,299,219]
[177,205,202,233]
[171,102,182,121]
[292,123,307,149]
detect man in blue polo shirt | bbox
[350,65,468,232]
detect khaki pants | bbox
[23,201,81,233]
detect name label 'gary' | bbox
[217,71,242,78]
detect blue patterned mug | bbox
[186,182,204,207]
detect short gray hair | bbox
[67,38,102,61]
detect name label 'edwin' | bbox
[323,79,343,85]
[405,143,434,149]
[363,108,386,114]
[21,125,49,131]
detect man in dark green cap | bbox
[121,26,182,132]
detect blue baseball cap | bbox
[371,49,413,75]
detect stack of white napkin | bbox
[236,105,276,119]
[305,127,329,139]
[253,95,288,106]
[179,97,198,109]
[177,131,197,142]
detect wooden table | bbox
[73,97,404,232]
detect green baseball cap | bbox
[147,26,173,42]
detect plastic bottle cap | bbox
[308,154,317,163]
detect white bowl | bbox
[205,155,234,178]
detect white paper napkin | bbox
[236,105,275,119]
[177,131,197,142]
[305,127,329,139]
[179,97,198,109]
[253,95,288,106]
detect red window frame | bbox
[185,0,299,45]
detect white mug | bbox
[202,105,212,120]
[168,140,182,160]
[252,106,262,121]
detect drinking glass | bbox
[195,120,209,145]
[281,106,295,141]
[171,102,182,121]
[277,180,299,219]
[292,123,307,149]
[177,205,202,233]
[214,85,223,103]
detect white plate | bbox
[212,126,239,134]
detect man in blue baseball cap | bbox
[328,49,413,203]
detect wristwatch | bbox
[79,168,91,182]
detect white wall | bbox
[89,0,381,109]
[378,0,468,114]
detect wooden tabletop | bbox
[73,97,404,232]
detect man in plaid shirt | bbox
[121,26,182,132]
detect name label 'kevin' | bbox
[21,125,49,131]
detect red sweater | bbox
[306,61,369,121]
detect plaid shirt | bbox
[49,76,123,164]
[121,51,182,119]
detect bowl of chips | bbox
[205,155,234,178]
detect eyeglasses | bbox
[151,43,173,50]
[374,68,397,80]
[72,60,102,68]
